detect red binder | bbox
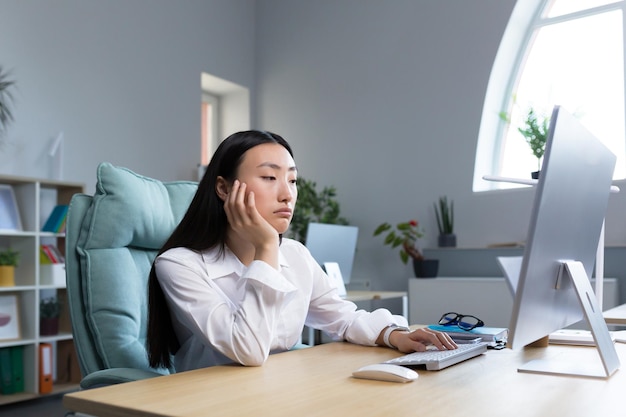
[39,343,53,394]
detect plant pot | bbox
[0,266,15,286]
[413,259,439,278]
[438,233,456,248]
[531,170,540,179]
[40,317,59,336]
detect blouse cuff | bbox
[242,260,298,293]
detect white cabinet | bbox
[0,174,83,405]
[409,277,619,329]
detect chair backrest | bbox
[66,162,197,378]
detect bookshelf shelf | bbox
[0,174,83,405]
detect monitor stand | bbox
[517,261,620,379]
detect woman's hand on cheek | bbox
[224,180,279,253]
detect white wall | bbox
[254,0,626,291]
[0,0,256,192]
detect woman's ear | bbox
[215,176,230,201]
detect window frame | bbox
[474,0,626,191]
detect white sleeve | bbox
[155,254,297,366]
[304,257,408,346]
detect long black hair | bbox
[147,130,294,369]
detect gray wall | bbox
[255,0,626,291]
[1,1,625,293]
[0,0,255,188]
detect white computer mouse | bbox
[352,363,418,383]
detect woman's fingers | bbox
[226,180,250,227]
[398,328,458,353]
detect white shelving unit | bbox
[0,174,83,405]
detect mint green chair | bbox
[65,162,197,389]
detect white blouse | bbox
[154,238,407,371]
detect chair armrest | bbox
[80,368,164,389]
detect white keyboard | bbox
[383,342,488,370]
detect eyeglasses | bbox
[438,312,485,331]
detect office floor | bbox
[0,394,73,417]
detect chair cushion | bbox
[76,162,197,372]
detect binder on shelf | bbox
[0,347,13,394]
[10,345,23,393]
[39,343,53,394]
[42,205,68,233]
[427,324,509,345]
[40,245,53,264]
[49,244,65,263]
[40,244,64,264]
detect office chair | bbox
[65,162,197,389]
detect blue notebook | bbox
[427,324,508,344]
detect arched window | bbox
[474,0,625,191]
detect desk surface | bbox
[604,303,626,325]
[64,340,626,417]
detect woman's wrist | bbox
[383,325,410,349]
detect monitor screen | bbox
[305,223,359,284]
[508,106,616,352]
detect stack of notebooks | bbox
[427,324,509,347]
[40,244,65,264]
[42,204,69,233]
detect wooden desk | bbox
[604,303,626,325]
[64,341,626,417]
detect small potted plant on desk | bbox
[434,196,456,247]
[0,248,19,286]
[40,296,61,336]
[374,219,438,278]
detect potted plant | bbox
[500,107,549,179]
[0,247,19,286]
[0,66,16,140]
[518,107,549,179]
[40,296,61,336]
[373,219,438,278]
[287,176,349,244]
[434,196,456,247]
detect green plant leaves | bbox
[288,177,349,243]
[518,107,549,163]
[434,196,454,235]
[0,66,16,137]
[0,248,19,266]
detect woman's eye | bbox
[290,179,298,184]
[261,176,276,181]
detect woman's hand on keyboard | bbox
[391,328,458,354]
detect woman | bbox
[147,130,455,372]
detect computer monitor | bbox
[507,105,620,378]
[305,223,358,284]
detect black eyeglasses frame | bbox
[438,312,485,331]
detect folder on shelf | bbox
[42,205,68,233]
[40,245,53,264]
[40,244,65,264]
[39,343,53,394]
[10,345,23,393]
[0,347,14,394]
